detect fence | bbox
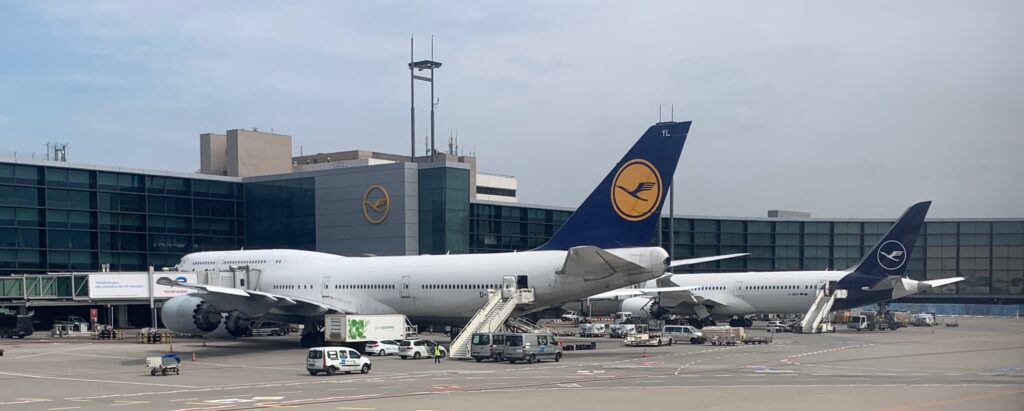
[885,303,1022,317]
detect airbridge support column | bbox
[117,305,129,328]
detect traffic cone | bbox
[169,343,175,353]
[642,349,647,359]
[192,352,197,362]
[202,341,207,347]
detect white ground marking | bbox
[0,370,196,388]
[11,344,94,359]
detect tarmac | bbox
[0,317,1021,411]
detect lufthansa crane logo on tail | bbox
[610,159,663,221]
[877,240,908,271]
[362,185,391,224]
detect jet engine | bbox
[161,294,224,335]
[224,311,252,337]
[620,296,663,318]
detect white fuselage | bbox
[176,248,668,324]
[644,270,849,316]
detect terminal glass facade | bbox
[469,202,1024,303]
[0,162,244,274]
[244,178,316,251]
[419,166,470,255]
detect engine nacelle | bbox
[162,294,226,336]
[620,296,658,318]
[224,311,252,338]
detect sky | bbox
[0,1,1021,218]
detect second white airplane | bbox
[594,201,965,327]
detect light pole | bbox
[409,38,442,159]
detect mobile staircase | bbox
[799,282,844,333]
[448,287,535,359]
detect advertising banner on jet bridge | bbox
[88,273,198,299]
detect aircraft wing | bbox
[589,286,696,299]
[668,253,749,269]
[558,246,647,281]
[156,277,344,316]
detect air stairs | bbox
[448,288,535,360]
[799,282,845,333]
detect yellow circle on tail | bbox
[610,159,663,221]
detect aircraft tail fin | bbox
[535,122,691,251]
[847,201,931,278]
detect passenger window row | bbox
[421,284,499,290]
[744,285,815,290]
[333,284,395,290]
[272,284,314,290]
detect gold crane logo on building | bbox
[610,159,662,221]
[362,185,391,224]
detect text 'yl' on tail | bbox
[536,121,691,251]
[848,201,931,278]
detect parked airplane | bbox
[594,201,965,327]
[158,121,740,346]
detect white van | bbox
[306,347,372,376]
[663,325,705,344]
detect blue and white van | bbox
[306,346,372,376]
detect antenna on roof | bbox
[658,104,663,123]
[671,104,674,121]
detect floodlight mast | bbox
[409,36,442,159]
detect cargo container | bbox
[324,314,411,343]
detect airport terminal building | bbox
[1,130,1022,310]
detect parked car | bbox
[306,346,372,376]
[504,332,562,364]
[766,321,787,333]
[471,332,511,362]
[364,339,400,356]
[398,339,447,360]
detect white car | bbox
[398,339,447,360]
[364,339,400,356]
[766,321,787,333]
[306,346,371,376]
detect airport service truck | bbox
[324,314,411,344]
[0,312,33,339]
[623,325,672,346]
[848,311,902,331]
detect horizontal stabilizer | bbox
[668,253,749,268]
[920,277,965,289]
[558,246,646,281]
[862,276,915,292]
